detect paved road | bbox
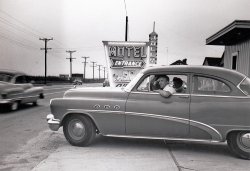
[0,84,100,170]
[1,84,250,171]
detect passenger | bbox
[154,76,183,97]
[173,77,184,93]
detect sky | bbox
[0,0,250,78]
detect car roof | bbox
[142,65,246,84]
[0,69,26,76]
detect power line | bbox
[0,32,39,51]
[0,9,49,38]
[0,9,66,49]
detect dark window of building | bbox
[232,55,237,70]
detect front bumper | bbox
[0,99,12,104]
[46,114,60,131]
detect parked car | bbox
[0,70,44,111]
[73,79,83,85]
[102,79,110,87]
[47,66,250,159]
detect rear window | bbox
[239,77,250,95]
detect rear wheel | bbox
[227,131,250,160]
[63,114,96,146]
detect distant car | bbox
[73,79,82,85]
[102,79,110,87]
[0,70,44,111]
[47,66,250,159]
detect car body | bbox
[102,79,110,87]
[0,70,44,111]
[47,66,250,159]
[73,79,83,85]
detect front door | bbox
[125,73,190,138]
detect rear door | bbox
[189,74,239,141]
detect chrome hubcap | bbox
[240,133,250,148]
[68,119,85,140]
[238,132,250,152]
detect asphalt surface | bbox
[0,83,250,171]
[0,84,73,171]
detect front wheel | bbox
[10,101,19,111]
[63,114,96,146]
[227,131,250,160]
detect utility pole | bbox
[90,61,96,80]
[125,16,128,41]
[103,67,106,79]
[81,56,89,82]
[97,64,102,80]
[39,37,53,85]
[66,50,76,81]
[124,0,128,41]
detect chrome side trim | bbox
[1,95,40,102]
[68,109,125,114]
[126,112,189,124]
[125,111,222,141]
[191,94,250,99]
[237,76,248,95]
[104,134,221,143]
[130,91,188,96]
[66,109,223,141]
[211,124,250,128]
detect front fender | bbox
[50,97,127,135]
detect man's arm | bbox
[154,89,172,98]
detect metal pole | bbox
[82,57,89,82]
[40,38,53,85]
[91,62,96,80]
[66,50,76,81]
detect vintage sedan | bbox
[0,70,44,111]
[47,66,250,159]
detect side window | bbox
[136,74,188,93]
[137,75,151,92]
[15,76,27,84]
[193,76,231,95]
[167,75,188,94]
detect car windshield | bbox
[0,73,13,82]
[124,72,143,92]
[239,77,250,95]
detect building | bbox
[206,20,250,76]
[72,73,83,81]
[203,56,224,67]
[170,58,187,65]
[149,22,158,64]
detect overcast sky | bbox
[0,0,250,78]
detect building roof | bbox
[202,57,222,66]
[206,20,250,45]
[170,59,187,65]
